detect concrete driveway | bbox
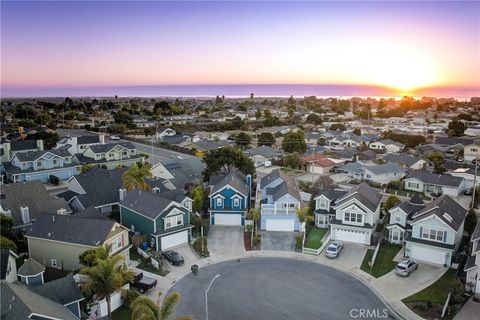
[319,242,369,269]
[261,231,297,251]
[207,226,245,257]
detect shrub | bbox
[253,234,261,246]
[122,289,140,308]
[246,224,253,233]
[193,237,209,258]
[387,180,404,191]
[295,234,304,250]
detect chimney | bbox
[119,188,127,201]
[99,134,105,144]
[71,137,78,148]
[36,140,44,151]
[56,208,67,215]
[3,142,11,161]
[20,206,30,224]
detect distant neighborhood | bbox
[1,95,480,320]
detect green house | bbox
[119,189,194,251]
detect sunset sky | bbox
[1,1,479,97]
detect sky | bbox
[1,1,479,97]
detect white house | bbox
[314,189,348,228]
[386,194,425,244]
[329,183,382,245]
[56,135,105,155]
[405,195,467,266]
[369,139,405,154]
[404,171,466,197]
[362,163,407,184]
[465,219,480,299]
[382,154,427,170]
[464,143,480,163]
[450,167,480,190]
[465,126,480,137]
[156,127,176,141]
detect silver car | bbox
[395,259,418,277]
[325,241,343,258]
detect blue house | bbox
[208,171,251,226]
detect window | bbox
[395,215,401,223]
[421,227,446,242]
[52,159,58,165]
[344,212,363,224]
[111,235,123,252]
[216,198,223,207]
[319,198,327,209]
[471,148,478,152]
[233,198,240,207]
[123,151,127,156]
[407,182,419,189]
[36,161,42,167]
[165,215,183,229]
[51,259,57,268]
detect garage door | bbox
[214,214,242,226]
[266,219,295,232]
[409,244,446,265]
[334,229,367,244]
[160,230,188,250]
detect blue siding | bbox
[14,167,79,183]
[24,274,44,286]
[65,302,81,319]
[120,206,155,244]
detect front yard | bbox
[112,305,132,320]
[130,248,169,276]
[304,228,328,249]
[360,244,402,278]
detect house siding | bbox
[120,206,155,242]
[65,302,81,319]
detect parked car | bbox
[162,250,185,266]
[131,271,157,293]
[110,135,120,140]
[325,241,343,258]
[394,259,418,277]
[465,188,473,196]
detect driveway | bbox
[207,226,245,257]
[319,242,369,269]
[168,257,396,320]
[261,231,297,251]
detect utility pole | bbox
[472,136,480,209]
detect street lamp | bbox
[205,274,220,320]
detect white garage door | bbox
[266,219,295,232]
[215,214,242,226]
[334,229,367,244]
[409,244,446,265]
[160,230,188,250]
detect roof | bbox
[267,175,302,203]
[17,258,45,277]
[193,140,231,151]
[120,189,184,219]
[0,181,71,227]
[471,219,480,242]
[162,157,205,189]
[244,146,281,158]
[363,163,407,175]
[163,135,190,146]
[26,213,117,246]
[260,169,282,189]
[14,148,72,162]
[405,171,464,188]
[1,282,78,320]
[88,142,135,154]
[10,140,39,151]
[382,154,423,167]
[315,189,348,202]
[435,136,474,147]
[210,171,248,196]
[30,275,84,305]
[378,139,405,148]
[340,162,365,174]
[393,196,425,220]
[77,135,100,144]
[337,183,382,212]
[412,195,467,231]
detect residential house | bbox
[25,213,131,271]
[382,154,427,170]
[0,181,71,230]
[0,249,18,283]
[259,170,303,232]
[0,139,44,162]
[464,143,480,163]
[4,148,80,183]
[162,134,192,148]
[465,219,480,299]
[404,171,466,197]
[78,142,143,169]
[355,150,378,162]
[330,183,382,245]
[405,195,467,266]
[191,140,232,154]
[362,163,407,184]
[314,189,348,228]
[386,194,425,244]
[208,171,251,226]
[369,139,405,154]
[303,154,335,174]
[56,134,105,155]
[156,127,177,141]
[0,281,79,320]
[120,189,193,251]
[465,126,480,137]
[450,167,480,190]
[244,146,282,167]
[160,157,206,190]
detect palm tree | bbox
[247,209,261,233]
[122,163,153,191]
[296,207,313,232]
[80,253,134,319]
[130,291,185,320]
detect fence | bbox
[441,292,452,318]
[302,233,331,256]
[370,229,385,267]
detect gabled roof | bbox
[392,195,425,220]
[30,275,84,306]
[405,171,464,188]
[14,148,72,162]
[244,146,281,158]
[120,189,185,219]
[17,258,45,277]
[260,169,282,189]
[26,213,118,247]
[163,135,190,146]
[471,219,480,242]
[412,195,467,231]
[363,163,407,175]
[0,249,18,281]
[315,189,348,203]
[210,171,248,196]
[1,282,78,320]
[266,175,302,203]
[337,183,382,212]
[163,157,205,189]
[87,142,135,154]
[382,154,423,167]
[10,140,39,151]
[77,135,100,144]
[377,139,405,148]
[435,136,474,147]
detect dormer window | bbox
[36,161,42,167]
[233,198,240,207]
[216,198,223,207]
[318,198,327,209]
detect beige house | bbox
[26,212,131,271]
[464,143,480,163]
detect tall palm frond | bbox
[159,292,181,320]
[122,163,153,191]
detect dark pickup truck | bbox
[131,271,157,293]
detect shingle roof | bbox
[435,136,474,147]
[77,135,100,144]
[194,140,231,151]
[405,171,464,188]
[210,171,248,196]
[471,219,480,242]
[315,189,348,202]
[88,142,135,154]
[163,157,205,189]
[120,189,180,219]
[10,140,38,151]
[337,183,382,212]
[382,154,423,167]
[244,146,281,158]
[412,195,467,231]
[363,163,407,175]
[379,139,405,148]
[30,275,84,305]
[0,181,71,227]
[17,258,45,277]
[26,213,116,246]
[0,249,17,281]
[260,169,282,189]
[15,148,72,162]
[163,135,190,146]
[267,176,302,202]
[1,282,78,320]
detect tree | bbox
[353,128,361,136]
[154,101,171,115]
[235,132,251,148]
[130,292,183,320]
[264,109,272,118]
[0,236,17,252]
[306,114,322,125]
[427,151,445,173]
[329,123,346,131]
[450,279,465,304]
[79,245,110,267]
[255,109,262,119]
[296,207,314,232]
[247,209,261,233]
[447,119,466,137]
[80,164,93,174]
[80,249,134,319]
[282,130,307,154]
[122,163,153,191]
[384,195,400,212]
[464,208,477,235]
[310,176,337,194]
[202,146,255,181]
[257,132,275,147]
[283,152,302,169]
[113,111,134,127]
[27,131,59,149]
[192,185,204,213]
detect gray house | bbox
[404,171,466,197]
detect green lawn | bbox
[360,244,402,278]
[112,305,131,320]
[305,228,328,249]
[402,269,456,305]
[137,259,169,277]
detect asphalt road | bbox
[168,257,396,320]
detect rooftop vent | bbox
[443,213,453,223]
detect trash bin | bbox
[191,264,198,275]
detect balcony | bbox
[261,204,298,216]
